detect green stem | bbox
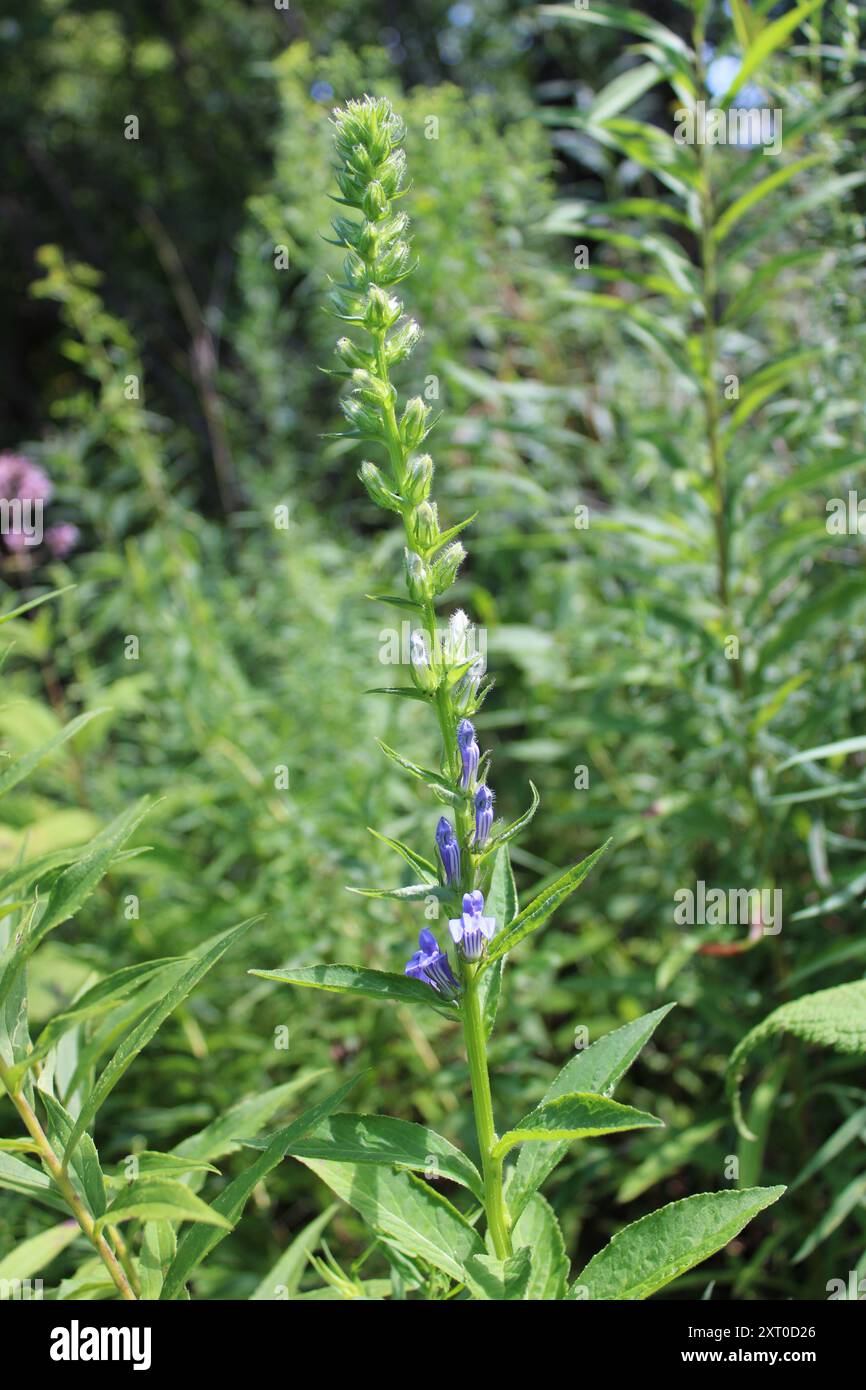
[0,1061,137,1301]
[461,970,512,1260]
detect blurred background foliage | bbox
[1,0,865,1298]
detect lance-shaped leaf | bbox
[508,1004,675,1219]
[95,1179,232,1231]
[0,708,107,799]
[0,1221,80,1281]
[367,827,437,882]
[568,1187,785,1300]
[249,963,457,1012]
[161,1073,361,1299]
[364,687,430,703]
[480,782,540,860]
[478,845,517,1039]
[347,882,448,902]
[376,739,465,806]
[493,1091,662,1161]
[299,1158,485,1285]
[483,839,611,967]
[62,916,260,1165]
[247,1112,483,1200]
[727,981,866,1139]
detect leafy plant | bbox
[249,94,785,1300]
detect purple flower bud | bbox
[457,718,479,790]
[404,927,459,999]
[474,785,495,849]
[448,891,496,962]
[435,815,461,886]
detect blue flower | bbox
[456,718,479,789]
[474,785,495,848]
[449,891,496,962]
[436,815,461,885]
[405,927,460,998]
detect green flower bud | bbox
[400,396,430,449]
[359,461,403,514]
[364,286,402,331]
[404,454,433,505]
[385,319,422,365]
[432,542,466,595]
[409,629,439,693]
[341,394,383,437]
[412,501,440,552]
[335,337,372,371]
[362,180,390,221]
[405,549,432,604]
[351,368,393,406]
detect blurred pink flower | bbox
[45,523,80,558]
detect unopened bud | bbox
[362,180,390,221]
[432,542,466,595]
[404,454,433,504]
[412,501,439,551]
[405,549,432,604]
[364,286,401,331]
[400,396,430,449]
[359,461,402,513]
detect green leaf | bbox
[347,881,447,902]
[366,827,437,882]
[364,687,430,703]
[26,798,153,955]
[570,1187,786,1300]
[107,1152,220,1183]
[172,1073,326,1165]
[251,1112,483,1201]
[509,1004,675,1219]
[139,1220,176,1302]
[63,916,260,1165]
[0,1150,67,1213]
[0,1220,80,1280]
[494,1091,662,1161]
[160,1074,361,1299]
[513,1193,569,1300]
[376,739,464,803]
[484,839,611,966]
[483,781,540,857]
[95,1178,232,1231]
[249,1204,337,1300]
[365,593,423,613]
[464,1246,532,1300]
[0,586,73,626]
[777,735,866,771]
[249,963,456,1012]
[719,0,823,106]
[0,708,107,798]
[714,156,823,242]
[792,1173,866,1264]
[727,982,866,1139]
[39,1089,106,1218]
[22,957,183,1069]
[299,1158,485,1284]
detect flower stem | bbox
[0,1060,137,1301]
[461,969,512,1261]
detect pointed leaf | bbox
[249,963,456,1012]
[484,840,611,966]
[95,1178,232,1231]
[494,1091,662,1161]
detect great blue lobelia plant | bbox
[250,95,785,1300]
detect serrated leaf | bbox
[513,1192,569,1300]
[299,1158,485,1284]
[484,840,611,966]
[62,916,260,1165]
[494,1091,662,1160]
[509,1004,675,1220]
[570,1187,785,1300]
[249,963,456,1012]
[161,1074,361,1299]
[248,1112,483,1201]
[727,982,866,1139]
[95,1178,232,1231]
